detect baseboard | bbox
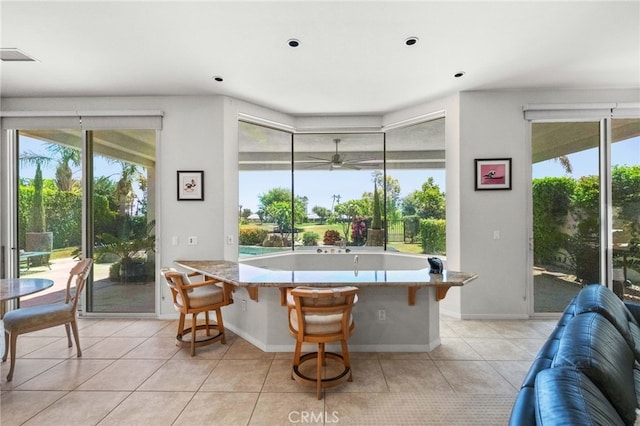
[458,313,530,320]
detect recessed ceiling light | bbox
[454,71,466,78]
[287,38,301,48]
[405,37,419,46]
[213,76,224,82]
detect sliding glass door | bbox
[531,122,601,312]
[14,127,157,313]
[89,130,156,313]
[611,119,640,303]
[17,130,83,308]
[531,117,640,312]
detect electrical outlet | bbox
[188,236,198,245]
[378,309,386,321]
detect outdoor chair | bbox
[2,258,93,381]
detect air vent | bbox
[0,48,37,62]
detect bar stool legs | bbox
[291,340,353,399]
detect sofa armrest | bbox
[624,301,640,324]
[508,387,536,426]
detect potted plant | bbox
[25,162,53,266]
[95,220,156,283]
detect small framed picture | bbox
[177,170,204,200]
[475,158,512,190]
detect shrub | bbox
[350,216,367,245]
[532,177,574,265]
[420,219,446,254]
[239,227,269,245]
[323,229,341,245]
[302,231,320,246]
[403,215,420,243]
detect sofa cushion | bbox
[575,284,640,361]
[535,367,625,426]
[553,312,637,425]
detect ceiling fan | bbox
[302,139,374,171]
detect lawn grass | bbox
[50,247,79,260]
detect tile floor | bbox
[0,316,557,425]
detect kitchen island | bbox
[175,254,477,352]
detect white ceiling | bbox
[1,1,639,116]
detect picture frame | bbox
[475,158,512,190]
[177,170,204,201]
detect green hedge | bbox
[420,218,446,254]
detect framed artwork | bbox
[177,170,204,200]
[475,158,512,190]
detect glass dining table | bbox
[0,278,54,317]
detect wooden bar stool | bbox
[162,269,234,356]
[287,286,358,399]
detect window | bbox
[527,104,640,312]
[238,117,447,258]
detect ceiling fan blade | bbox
[298,162,332,169]
[306,155,332,162]
[341,163,361,170]
[342,157,378,164]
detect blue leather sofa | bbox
[509,284,640,425]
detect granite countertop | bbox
[174,259,477,304]
[174,260,478,288]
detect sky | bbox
[532,136,639,179]
[19,136,121,182]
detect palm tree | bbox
[331,194,341,212]
[555,155,573,175]
[46,144,81,191]
[114,162,140,217]
[21,144,81,192]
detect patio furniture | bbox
[19,250,52,271]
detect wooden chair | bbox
[162,269,234,356]
[287,286,359,399]
[2,258,93,381]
